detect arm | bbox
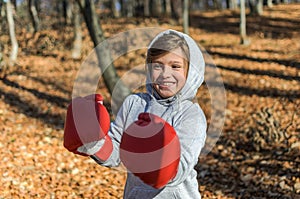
[117,102,206,188]
[64,94,147,168]
[92,94,137,167]
[167,104,207,186]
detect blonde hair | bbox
[147,32,190,65]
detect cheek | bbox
[151,70,160,81]
[176,70,187,81]
[176,73,187,87]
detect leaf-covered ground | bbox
[0,3,299,199]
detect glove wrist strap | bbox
[92,136,113,162]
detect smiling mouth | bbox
[155,82,175,86]
[154,82,176,90]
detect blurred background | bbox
[0,0,299,198]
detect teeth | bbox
[161,82,172,86]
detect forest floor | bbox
[0,3,300,199]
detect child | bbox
[64,29,207,198]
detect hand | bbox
[63,94,112,160]
[120,113,180,189]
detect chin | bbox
[159,92,176,98]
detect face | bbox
[150,48,188,98]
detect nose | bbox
[161,65,172,78]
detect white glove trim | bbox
[77,139,105,155]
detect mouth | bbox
[155,81,175,85]
[154,82,175,89]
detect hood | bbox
[146,29,205,103]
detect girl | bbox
[64,29,207,198]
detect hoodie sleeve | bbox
[167,103,207,187]
[92,95,136,167]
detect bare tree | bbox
[171,0,182,20]
[152,0,163,17]
[144,0,150,16]
[266,0,273,8]
[183,0,189,34]
[249,0,263,16]
[163,0,171,16]
[28,0,40,32]
[240,0,250,45]
[6,0,18,66]
[212,0,222,9]
[63,0,73,25]
[257,0,264,15]
[76,0,131,109]
[227,0,238,9]
[0,0,4,19]
[126,0,135,17]
[0,12,3,71]
[0,43,4,69]
[71,2,82,60]
[111,0,121,18]
[11,0,17,10]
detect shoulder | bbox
[116,93,151,127]
[119,93,150,114]
[123,93,150,105]
[177,102,207,129]
[182,102,206,121]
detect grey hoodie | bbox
[96,29,207,199]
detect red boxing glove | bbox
[63,94,112,161]
[120,113,180,189]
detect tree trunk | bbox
[152,0,162,17]
[240,0,250,45]
[63,0,73,25]
[249,0,255,14]
[28,0,40,32]
[164,0,172,16]
[0,43,4,69]
[55,0,62,21]
[249,0,263,15]
[76,0,131,110]
[71,3,82,60]
[126,0,134,17]
[6,0,18,66]
[273,0,280,5]
[183,0,189,34]
[256,0,263,15]
[229,0,238,9]
[34,0,40,12]
[171,0,182,20]
[204,0,210,10]
[226,0,230,9]
[0,0,4,19]
[11,0,17,10]
[120,0,125,16]
[267,0,273,7]
[111,0,121,18]
[144,0,150,16]
[212,0,222,9]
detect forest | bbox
[0,0,299,198]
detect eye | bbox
[172,64,183,70]
[152,63,163,70]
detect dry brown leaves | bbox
[0,3,300,199]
